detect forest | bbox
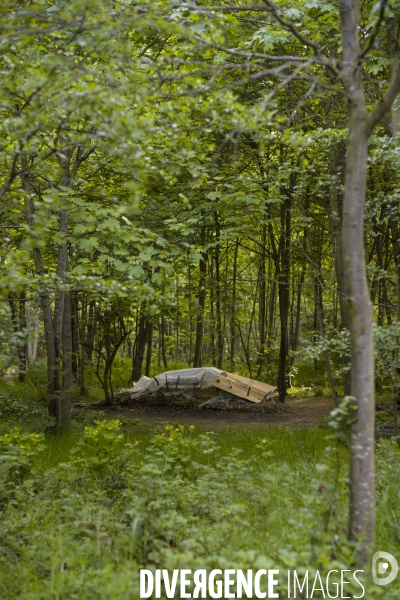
[1,0,400,598]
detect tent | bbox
[119,367,276,404]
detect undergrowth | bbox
[0,415,399,598]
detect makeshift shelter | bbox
[118,367,276,404]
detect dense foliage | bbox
[2,0,400,408]
[0,409,398,598]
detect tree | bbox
[168,0,400,561]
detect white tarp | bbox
[128,367,223,399]
[121,367,277,403]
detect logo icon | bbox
[372,551,398,585]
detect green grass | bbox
[0,414,399,599]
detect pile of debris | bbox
[199,397,289,414]
[116,367,281,413]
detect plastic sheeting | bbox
[130,367,223,399]
[119,367,277,404]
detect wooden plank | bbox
[213,372,277,403]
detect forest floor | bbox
[105,397,334,430]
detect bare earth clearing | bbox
[104,397,334,430]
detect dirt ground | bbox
[106,397,334,430]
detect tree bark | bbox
[71,295,79,381]
[266,279,277,368]
[336,0,400,559]
[292,266,305,358]
[27,305,39,363]
[257,223,267,378]
[338,0,375,555]
[342,114,375,556]
[277,185,292,402]
[214,215,224,369]
[18,290,27,381]
[230,239,239,371]
[8,293,27,381]
[193,242,207,368]
[145,322,153,377]
[60,291,72,431]
[161,316,168,369]
[132,312,148,382]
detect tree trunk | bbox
[71,295,79,381]
[60,291,72,431]
[336,0,400,558]
[292,266,305,358]
[52,207,68,395]
[132,313,148,382]
[266,279,277,368]
[18,290,27,381]
[230,239,239,371]
[145,322,153,377]
[188,262,193,366]
[27,306,39,363]
[277,189,292,402]
[214,215,224,369]
[85,301,95,362]
[257,224,267,378]
[193,244,207,368]
[161,316,168,369]
[390,67,400,439]
[8,293,27,381]
[390,219,400,438]
[342,115,375,556]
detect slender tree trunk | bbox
[27,306,39,363]
[161,316,168,369]
[145,323,153,377]
[8,293,27,381]
[157,317,162,369]
[85,301,95,362]
[71,295,79,381]
[292,266,305,357]
[209,254,216,365]
[18,290,27,381]
[60,291,72,431]
[266,279,277,368]
[52,210,69,382]
[132,313,147,381]
[193,242,206,368]
[390,220,400,438]
[50,151,72,427]
[230,239,239,371]
[102,337,112,405]
[76,299,85,393]
[214,215,224,369]
[257,224,267,378]
[188,262,193,366]
[277,187,292,402]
